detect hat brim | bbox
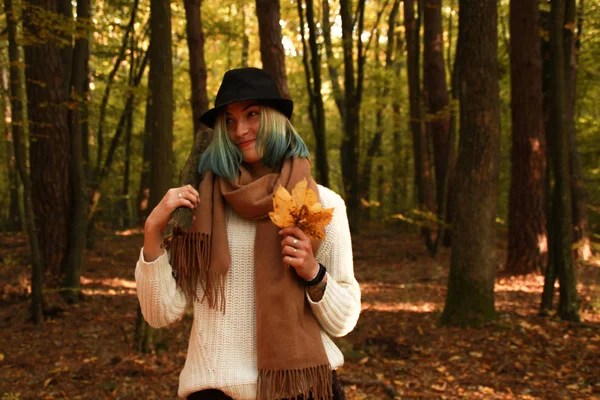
[199,97,294,128]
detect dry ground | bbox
[1,227,599,400]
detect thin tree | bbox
[23,0,71,277]
[360,0,401,211]
[95,0,140,175]
[565,0,590,261]
[255,0,290,99]
[184,0,209,136]
[135,0,174,352]
[62,0,91,303]
[1,65,21,232]
[6,0,44,323]
[296,0,329,186]
[391,20,405,214]
[542,0,579,322]
[505,0,548,275]
[440,0,501,327]
[423,0,454,248]
[405,0,435,248]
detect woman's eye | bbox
[248,110,259,118]
[225,118,233,125]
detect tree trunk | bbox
[322,0,345,120]
[392,27,404,214]
[1,65,21,232]
[564,0,590,261]
[297,0,329,186]
[136,89,153,225]
[505,0,548,275]
[539,9,556,315]
[255,0,290,99]
[87,51,149,237]
[242,4,249,67]
[423,0,453,233]
[62,0,91,303]
[121,43,136,228]
[360,0,400,212]
[95,0,139,175]
[184,0,209,136]
[405,0,435,249]
[23,0,71,278]
[135,0,174,352]
[339,0,366,232]
[440,0,500,328]
[6,0,45,323]
[547,0,579,322]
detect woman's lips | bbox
[237,139,255,149]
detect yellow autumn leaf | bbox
[268,186,296,228]
[268,178,334,240]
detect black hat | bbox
[199,67,294,128]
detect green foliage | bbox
[0,0,599,238]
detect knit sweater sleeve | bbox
[134,248,187,328]
[308,186,361,338]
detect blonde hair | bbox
[198,105,309,180]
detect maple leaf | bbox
[268,178,334,240]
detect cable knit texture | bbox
[135,185,361,399]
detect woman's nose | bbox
[236,120,249,138]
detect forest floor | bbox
[1,226,599,400]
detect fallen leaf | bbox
[432,382,447,392]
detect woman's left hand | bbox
[279,226,319,281]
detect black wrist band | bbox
[305,263,326,286]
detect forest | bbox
[0,0,599,398]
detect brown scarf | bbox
[168,157,333,400]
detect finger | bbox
[184,185,201,201]
[282,245,305,258]
[284,255,297,267]
[279,226,309,242]
[177,190,199,207]
[175,198,196,210]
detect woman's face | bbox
[225,100,262,165]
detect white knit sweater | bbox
[135,185,361,399]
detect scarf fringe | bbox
[257,364,333,400]
[167,232,226,312]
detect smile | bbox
[237,139,255,149]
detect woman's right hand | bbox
[143,185,200,262]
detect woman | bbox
[135,67,361,400]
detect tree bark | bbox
[6,0,45,323]
[135,0,174,352]
[339,0,366,232]
[423,0,453,234]
[564,0,590,261]
[405,0,435,249]
[505,0,548,275]
[184,0,209,136]
[242,4,249,67]
[62,0,91,303]
[136,88,153,225]
[255,0,290,99]
[297,0,329,186]
[1,65,21,232]
[546,0,579,322]
[23,0,71,278]
[440,0,500,328]
[392,27,404,214]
